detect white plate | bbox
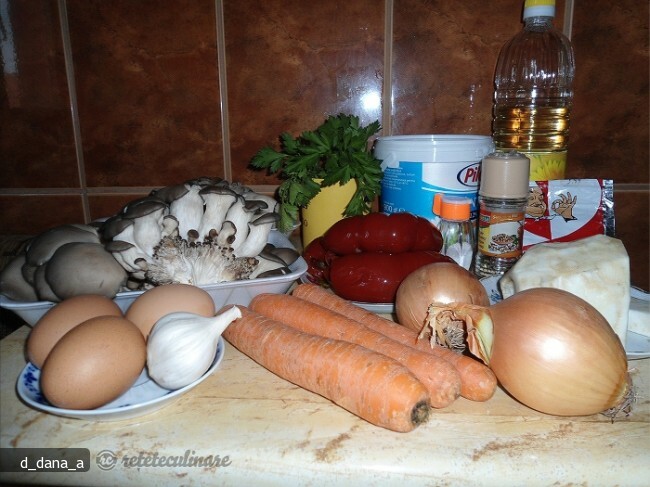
[480,276,650,360]
[300,274,395,314]
[16,338,225,421]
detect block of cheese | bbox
[499,234,630,346]
[628,288,650,338]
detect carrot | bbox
[222,307,430,432]
[292,283,497,402]
[249,293,461,408]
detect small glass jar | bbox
[433,194,475,270]
[473,151,530,278]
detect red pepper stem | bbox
[424,303,494,365]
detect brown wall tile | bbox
[1,0,78,188]
[0,195,85,235]
[87,193,149,222]
[569,1,649,183]
[613,189,649,290]
[66,0,224,188]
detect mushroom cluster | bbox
[0,224,128,302]
[0,177,301,303]
[102,177,299,290]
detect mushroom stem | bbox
[236,213,279,257]
[198,186,237,241]
[169,183,204,240]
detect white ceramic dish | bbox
[0,231,307,326]
[480,275,650,360]
[16,338,225,421]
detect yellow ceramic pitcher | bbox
[301,179,357,248]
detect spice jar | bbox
[473,151,530,278]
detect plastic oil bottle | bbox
[492,0,575,180]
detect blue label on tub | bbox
[381,161,479,222]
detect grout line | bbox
[58,0,90,222]
[215,0,232,181]
[382,0,394,136]
[1,183,648,197]
[563,0,574,39]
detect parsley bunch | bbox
[251,114,383,233]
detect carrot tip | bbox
[412,400,430,426]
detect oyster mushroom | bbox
[33,265,60,302]
[197,185,237,240]
[0,254,39,302]
[186,176,222,188]
[249,249,290,279]
[145,236,258,286]
[226,197,267,250]
[45,242,128,300]
[257,267,292,278]
[150,184,189,205]
[161,214,179,238]
[242,191,279,214]
[124,200,167,256]
[236,212,280,258]
[25,224,100,268]
[105,240,148,279]
[120,195,166,216]
[101,216,136,244]
[216,221,237,247]
[262,244,300,266]
[168,183,204,240]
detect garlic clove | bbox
[146,306,242,390]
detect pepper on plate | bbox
[302,212,452,303]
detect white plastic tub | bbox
[0,231,307,326]
[375,135,494,224]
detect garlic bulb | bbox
[146,306,242,389]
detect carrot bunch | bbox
[292,283,497,402]
[222,283,496,433]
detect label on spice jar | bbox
[478,208,525,258]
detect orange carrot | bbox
[292,283,497,402]
[222,307,430,432]
[249,293,461,408]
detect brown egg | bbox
[125,284,215,339]
[27,295,123,368]
[40,315,146,410]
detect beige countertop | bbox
[1,323,649,487]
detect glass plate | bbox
[16,338,225,421]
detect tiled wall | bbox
[1,0,648,289]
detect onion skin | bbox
[396,262,490,334]
[427,288,632,417]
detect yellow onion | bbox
[425,287,633,417]
[396,262,490,334]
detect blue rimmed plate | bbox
[16,338,225,421]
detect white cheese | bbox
[499,234,630,346]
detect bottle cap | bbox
[433,194,472,221]
[523,0,555,19]
[479,151,530,199]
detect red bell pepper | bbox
[321,212,443,255]
[302,237,336,286]
[302,212,449,303]
[328,251,453,303]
